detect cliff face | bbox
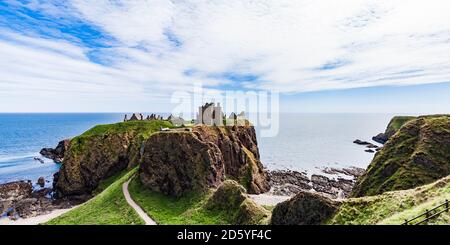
[54,120,173,198]
[352,115,450,197]
[139,125,269,197]
[54,121,269,199]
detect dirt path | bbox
[122,178,157,225]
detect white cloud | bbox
[1,0,450,111]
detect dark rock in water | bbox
[365,143,378,149]
[321,166,365,179]
[40,139,70,163]
[353,139,371,145]
[372,133,388,144]
[268,170,311,190]
[33,157,44,164]
[205,180,270,224]
[271,191,340,225]
[37,177,45,188]
[365,149,375,153]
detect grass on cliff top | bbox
[46,168,144,225]
[68,120,174,156]
[80,120,174,138]
[385,116,416,134]
[328,175,450,225]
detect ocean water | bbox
[0,113,394,185]
[256,113,394,175]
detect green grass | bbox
[385,116,416,136]
[329,175,450,225]
[93,169,130,195]
[46,168,144,225]
[127,177,230,224]
[80,120,173,138]
[69,120,173,155]
[352,115,450,197]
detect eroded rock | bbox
[271,191,340,225]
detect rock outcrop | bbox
[0,181,70,220]
[371,116,416,144]
[353,115,450,197]
[205,180,270,225]
[139,131,225,197]
[53,120,173,198]
[40,139,70,163]
[53,120,268,199]
[139,125,270,197]
[271,191,340,225]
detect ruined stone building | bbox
[197,102,223,126]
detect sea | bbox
[0,113,395,186]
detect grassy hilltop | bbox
[353,115,450,197]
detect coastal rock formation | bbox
[139,125,270,196]
[53,120,173,198]
[205,180,270,225]
[268,167,364,199]
[271,191,340,225]
[40,139,70,163]
[54,120,268,199]
[371,116,416,144]
[0,181,69,220]
[352,115,450,197]
[192,125,269,194]
[139,131,225,197]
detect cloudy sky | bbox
[1,0,450,113]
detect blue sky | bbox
[0,0,450,113]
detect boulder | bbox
[271,191,340,225]
[372,133,388,144]
[37,177,45,188]
[205,180,270,225]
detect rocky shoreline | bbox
[267,166,365,199]
[0,180,75,221]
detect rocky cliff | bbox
[139,125,269,197]
[54,121,269,199]
[53,120,173,198]
[352,115,450,197]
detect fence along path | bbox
[402,199,449,225]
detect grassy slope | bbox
[127,177,229,224]
[352,115,450,197]
[47,168,144,225]
[329,175,450,225]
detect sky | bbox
[0,0,450,113]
